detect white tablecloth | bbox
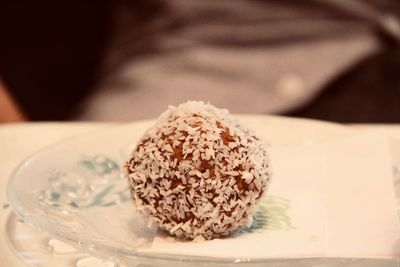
[1,122,399,266]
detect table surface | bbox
[1,122,400,266]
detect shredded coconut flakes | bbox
[124,101,271,240]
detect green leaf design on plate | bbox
[80,155,119,175]
[240,195,295,233]
[38,155,128,210]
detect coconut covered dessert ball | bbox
[124,101,271,240]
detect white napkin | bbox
[139,131,400,259]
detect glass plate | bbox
[7,115,395,266]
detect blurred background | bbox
[1,0,400,123]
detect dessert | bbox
[124,101,271,240]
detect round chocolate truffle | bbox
[124,101,271,240]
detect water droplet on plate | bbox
[48,239,77,254]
